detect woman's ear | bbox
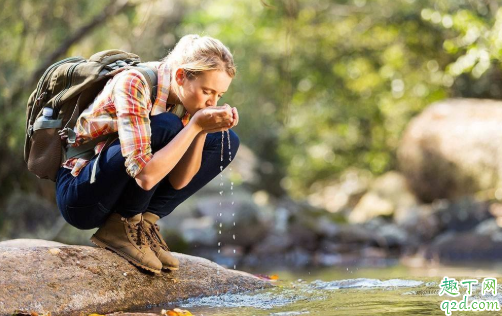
[175,68,185,85]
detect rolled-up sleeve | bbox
[112,70,153,178]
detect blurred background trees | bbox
[1,0,501,215]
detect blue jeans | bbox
[55,112,239,230]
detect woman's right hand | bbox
[191,104,236,134]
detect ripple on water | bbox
[270,310,310,315]
[178,288,307,309]
[310,278,424,290]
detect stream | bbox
[128,263,502,315]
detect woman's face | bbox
[175,69,233,116]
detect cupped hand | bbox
[192,104,239,134]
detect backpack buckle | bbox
[58,127,77,144]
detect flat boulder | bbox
[0,238,66,248]
[0,240,273,315]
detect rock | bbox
[398,98,502,202]
[424,231,502,263]
[251,232,293,255]
[398,197,492,250]
[180,216,217,246]
[0,238,66,248]
[193,197,269,247]
[349,192,394,224]
[308,168,372,213]
[432,197,491,232]
[288,222,319,251]
[398,204,443,247]
[365,218,409,250]
[1,192,63,240]
[348,171,418,224]
[0,244,273,316]
[330,224,376,245]
[475,218,502,242]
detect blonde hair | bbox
[163,34,236,79]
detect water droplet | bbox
[231,182,234,185]
[233,222,236,226]
[219,191,223,195]
[219,223,222,228]
[219,213,222,216]
[234,264,236,269]
[220,183,224,186]
[232,213,235,216]
[218,249,220,253]
[232,201,234,205]
[233,249,236,253]
[233,234,236,240]
[218,242,221,246]
[219,230,222,234]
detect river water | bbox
[131,264,502,315]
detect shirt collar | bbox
[150,62,191,126]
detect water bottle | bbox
[30,107,54,136]
[41,107,53,120]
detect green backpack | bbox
[24,49,158,183]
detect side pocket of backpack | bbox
[26,121,64,182]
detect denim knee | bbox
[62,203,110,230]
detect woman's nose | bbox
[207,95,217,107]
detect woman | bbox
[55,34,240,274]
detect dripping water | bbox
[217,130,236,274]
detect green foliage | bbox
[1,0,501,205]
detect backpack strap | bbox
[134,63,158,103]
[63,64,158,184]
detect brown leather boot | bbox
[142,212,180,271]
[90,212,162,274]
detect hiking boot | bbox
[143,211,180,271]
[90,212,162,274]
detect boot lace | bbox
[126,220,149,248]
[147,223,170,251]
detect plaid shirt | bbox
[62,62,191,178]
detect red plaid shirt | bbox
[62,62,191,178]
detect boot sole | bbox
[162,265,179,271]
[90,235,161,274]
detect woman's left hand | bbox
[229,106,239,128]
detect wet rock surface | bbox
[0,242,273,316]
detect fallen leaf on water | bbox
[254,273,279,281]
[161,308,193,315]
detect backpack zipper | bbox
[30,57,84,127]
[34,57,84,106]
[53,60,86,109]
